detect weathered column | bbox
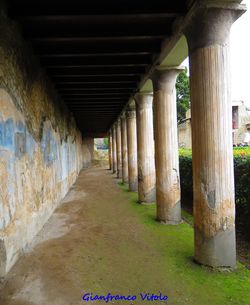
[112,124,117,174]
[151,67,183,224]
[121,113,128,183]
[115,118,122,179]
[126,102,138,191]
[108,130,113,171]
[184,3,245,268]
[135,93,155,203]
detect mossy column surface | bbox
[126,103,138,192]
[121,113,128,183]
[115,118,122,179]
[108,130,112,171]
[184,3,246,268]
[151,67,183,224]
[112,124,117,174]
[135,93,155,203]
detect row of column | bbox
[108,5,244,269]
[109,70,182,222]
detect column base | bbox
[156,201,181,225]
[117,171,122,179]
[139,201,155,206]
[129,180,138,192]
[157,219,182,225]
[194,226,236,268]
[138,188,156,204]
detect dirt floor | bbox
[0,165,249,305]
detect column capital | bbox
[126,101,136,119]
[115,117,121,127]
[126,108,136,119]
[120,111,126,121]
[151,66,184,91]
[134,92,153,109]
[184,2,246,53]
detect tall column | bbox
[126,103,138,191]
[116,118,122,179]
[121,113,128,183]
[108,130,113,171]
[151,67,183,224]
[112,124,117,174]
[184,3,245,268]
[135,93,155,203]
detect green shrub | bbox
[179,147,250,241]
[234,154,250,239]
[233,146,250,157]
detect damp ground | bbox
[0,165,249,305]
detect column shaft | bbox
[126,105,138,191]
[112,125,117,174]
[184,5,245,267]
[108,131,112,171]
[151,68,182,224]
[121,115,128,183]
[116,119,122,179]
[135,93,155,203]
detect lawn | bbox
[118,181,250,305]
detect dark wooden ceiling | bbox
[7,0,188,137]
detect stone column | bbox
[151,67,183,224]
[126,102,138,191]
[115,118,122,179]
[184,3,245,268]
[108,130,113,171]
[135,93,155,203]
[121,113,128,183]
[112,125,117,174]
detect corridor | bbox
[0,165,249,305]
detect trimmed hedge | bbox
[179,147,250,241]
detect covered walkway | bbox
[0,165,249,305]
[0,1,250,304]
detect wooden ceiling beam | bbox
[8,1,187,16]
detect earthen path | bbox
[0,166,249,305]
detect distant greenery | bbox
[233,146,250,157]
[179,148,192,157]
[179,147,250,158]
[179,147,250,241]
[103,138,108,148]
[176,67,190,123]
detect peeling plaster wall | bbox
[82,138,94,168]
[0,5,84,276]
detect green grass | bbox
[181,209,194,226]
[118,182,250,305]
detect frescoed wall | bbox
[0,6,86,276]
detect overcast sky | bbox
[183,0,250,106]
[231,0,250,106]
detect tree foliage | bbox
[103,137,108,148]
[176,67,190,123]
